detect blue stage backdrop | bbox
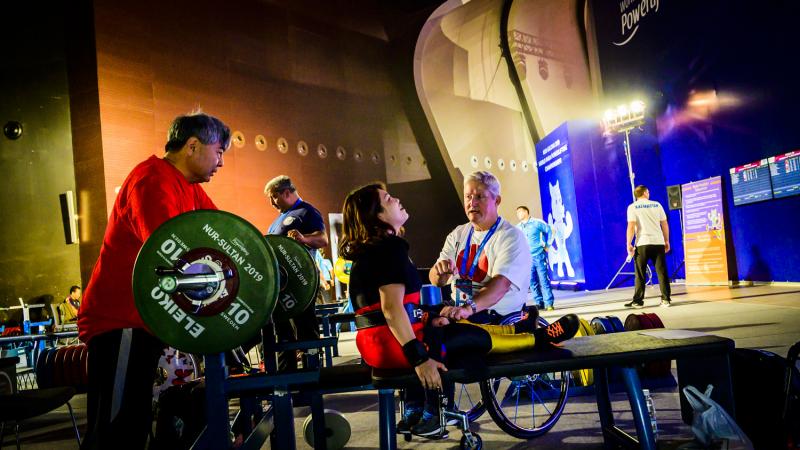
[535,120,666,291]
[535,123,585,285]
[591,0,800,282]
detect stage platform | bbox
[5,284,799,449]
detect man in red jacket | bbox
[78,112,230,449]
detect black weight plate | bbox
[264,235,320,320]
[35,347,52,388]
[133,210,279,354]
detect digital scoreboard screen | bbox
[729,159,773,205]
[769,150,800,199]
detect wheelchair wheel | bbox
[452,379,487,422]
[451,311,548,422]
[479,312,570,439]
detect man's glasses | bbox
[464,193,493,202]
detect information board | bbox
[729,159,773,205]
[535,123,585,284]
[769,150,800,199]
[682,176,729,285]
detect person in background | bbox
[62,285,81,323]
[315,248,335,303]
[78,111,230,449]
[264,175,327,370]
[624,184,672,308]
[515,206,555,311]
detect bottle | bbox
[642,389,658,441]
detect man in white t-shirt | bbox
[429,171,532,323]
[624,185,672,308]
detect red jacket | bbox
[79,156,216,343]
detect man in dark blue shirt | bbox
[264,175,328,370]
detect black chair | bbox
[0,384,80,449]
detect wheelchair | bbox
[451,308,571,439]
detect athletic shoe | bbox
[535,313,580,346]
[624,300,644,308]
[396,407,423,435]
[515,308,539,334]
[545,306,555,311]
[660,299,671,307]
[411,410,446,437]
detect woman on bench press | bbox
[340,182,580,438]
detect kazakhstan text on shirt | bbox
[635,204,660,209]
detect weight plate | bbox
[590,317,612,335]
[608,316,625,333]
[302,409,351,450]
[80,345,89,386]
[35,347,52,388]
[264,235,319,320]
[42,346,58,389]
[53,346,68,386]
[133,210,279,354]
[72,344,86,389]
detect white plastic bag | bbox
[682,384,753,449]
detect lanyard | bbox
[459,217,501,279]
[269,198,302,234]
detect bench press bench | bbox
[371,329,735,450]
[200,329,734,450]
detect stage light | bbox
[603,99,649,289]
[602,99,647,200]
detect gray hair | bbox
[264,175,296,196]
[464,171,501,197]
[164,111,231,152]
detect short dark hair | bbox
[634,185,649,199]
[69,285,81,294]
[516,206,529,213]
[164,111,231,152]
[264,175,296,196]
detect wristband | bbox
[402,339,429,367]
[464,299,478,314]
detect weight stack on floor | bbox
[624,313,674,386]
[571,317,595,387]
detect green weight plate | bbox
[133,210,279,354]
[264,235,320,321]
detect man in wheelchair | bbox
[340,179,580,442]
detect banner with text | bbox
[535,123,585,283]
[681,176,729,285]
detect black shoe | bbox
[397,407,423,435]
[624,300,644,309]
[411,410,445,437]
[515,307,540,334]
[534,314,580,346]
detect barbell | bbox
[133,210,320,354]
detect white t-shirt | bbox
[436,218,532,316]
[627,199,667,246]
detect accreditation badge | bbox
[454,278,473,305]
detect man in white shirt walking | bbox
[624,185,672,308]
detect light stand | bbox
[603,101,650,290]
